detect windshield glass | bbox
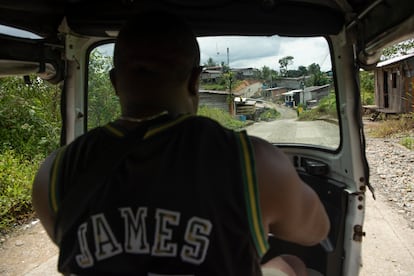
[87,35,340,150]
[0,25,42,39]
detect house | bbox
[234,97,256,116]
[198,89,230,112]
[277,76,309,90]
[374,53,414,114]
[200,69,222,82]
[282,84,331,107]
[231,67,259,79]
[304,84,331,105]
[263,87,288,102]
[199,89,258,118]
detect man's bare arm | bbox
[251,136,330,246]
[32,151,58,243]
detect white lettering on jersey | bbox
[75,222,94,268]
[120,207,150,253]
[151,209,180,257]
[181,217,212,265]
[91,213,123,261]
[74,207,213,268]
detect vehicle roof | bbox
[0,0,412,70]
[0,0,412,38]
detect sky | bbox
[0,25,41,39]
[197,35,332,72]
[0,24,331,72]
[96,35,332,72]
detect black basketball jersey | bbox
[49,114,269,275]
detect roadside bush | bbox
[360,70,375,105]
[198,105,246,130]
[0,76,60,233]
[297,91,337,121]
[367,115,413,138]
[400,137,414,150]
[88,49,120,129]
[258,108,280,121]
[0,76,61,159]
[0,150,39,233]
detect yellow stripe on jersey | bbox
[236,131,269,257]
[104,124,125,137]
[49,147,67,214]
[143,114,193,139]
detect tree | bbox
[382,38,414,60]
[306,63,330,86]
[0,75,61,158]
[88,49,120,129]
[204,57,217,67]
[261,65,271,80]
[221,61,229,72]
[286,69,302,78]
[278,56,294,77]
[260,66,278,87]
[298,65,308,76]
[307,63,321,75]
[359,70,375,105]
[283,65,308,78]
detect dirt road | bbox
[360,193,414,275]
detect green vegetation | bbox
[258,108,280,121]
[297,91,337,121]
[88,49,120,129]
[200,75,243,92]
[0,76,61,158]
[366,114,414,146]
[197,105,246,130]
[278,56,294,77]
[360,70,375,105]
[0,75,61,233]
[201,83,228,91]
[400,137,414,150]
[0,150,39,232]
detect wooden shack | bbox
[374,53,414,114]
[199,89,230,112]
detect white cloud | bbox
[91,35,332,72]
[197,35,331,72]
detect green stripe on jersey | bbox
[104,124,125,137]
[236,131,269,257]
[49,147,67,214]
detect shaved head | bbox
[114,11,200,76]
[110,11,202,117]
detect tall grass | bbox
[297,91,337,121]
[367,115,413,138]
[0,76,60,234]
[197,105,246,130]
[0,150,40,233]
[365,114,414,150]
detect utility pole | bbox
[227,47,229,67]
[226,47,234,116]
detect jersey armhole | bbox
[235,131,269,257]
[49,146,67,216]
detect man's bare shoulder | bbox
[248,135,292,170]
